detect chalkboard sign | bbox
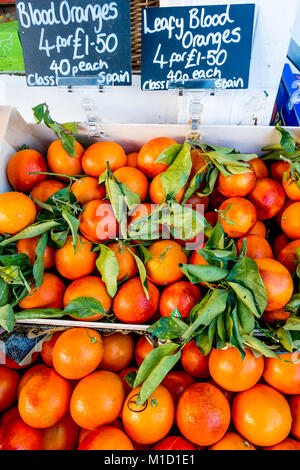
[141,4,255,91]
[16,0,132,87]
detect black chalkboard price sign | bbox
[141,4,255,91]
[16,0,132,87]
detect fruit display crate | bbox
[0,105,300,335]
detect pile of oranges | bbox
[0,127,300,451]
[1,329,300,450]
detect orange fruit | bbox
[255,258,294,311]
[82,141,126,177]
[0,366,20,412]
[161,371,195,404]
[263,438,300,451]
[271,161,290,182]
[185,192,210,212]
[18,368,71,429]
[7,149,47,193]
[276,198,294,226]
[47,139,84,178]
[232,384,291,447]
[17,364,48,398]
[247,220,267,238]
[159,281,201,319]
[52,328,103,380]
[71,177,105,205]
[273,233,291,257]
[146,240,187,286]
[209,432,256,450]
[113,277,160,324]
[4,353,39,370]
[113,167,149,202]
[262,309,290,323]
[181,341,210,378]
[70,370,125,430]
[0,418,43,450]
[149,174,185,204]
[217,170,256,197]
[42,413,79,451]
[263,352,300,395]
[17,236,55,269]
[30,180,65,210]
[122,384,175,445]
[289,395,300,441]
[106,242,138,281]
[0,405,20,426]
[41,333,62,367]
[18,273,65,310]
[207,378,235,405]
[78,426,133,450]
[249,178,285,220]
[0,192,37,235]
[135,336,154,366]
[176,382,231,446]
[205,211,218,227]
[281,202,300,239]
[219,197,257,238]
[210,188,226,210]
[236,235,273,259]
[63,276,112,321]
[126,152,139,168]
[98,333,135,372]
[153,436,196,450]
[55,235,96,280]
[282,176,300,201]
[277,239,300,274]
[79,199,119,243]
[137,137,177,179]
[208,347,264,392]
[250,158,269,179]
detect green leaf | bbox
[134,343,181,406]
[160,142,192,200]
[61,133,76,157]
[0,221,60,247]
[96,245,119,298]
[33,233,48,288]
[138,246,154,264]
[148,316,188,340]
[197,167,219,197]
[50,229,68,249]
[285,294,300,315]
[217,313,226,343]
[125,370,137,389]
[232,304,245,356]
[0,278,9,307]
[196,319,217,355]
[119,183,140,211]
[15,308,63,320]
[276,327,293,352]
[242,334,279,358]
[106,178,126,236]
[228,282,261,319]
[276,124,296,154]
[165,201,207,241]
[227,256,267,316]
[61,122,78,134]
[0,254,31,269]
[156,144,183,165]
[180,264,229,284]
[237,300,255,335]
[0,304,15,332]
[283,316,300,331]
[183,289,229,338]
[61,209,80,251]
[127,247,149,299]
[134,342,179,387]
[63,296,106,319]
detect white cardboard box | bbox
[0,105,300,332]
